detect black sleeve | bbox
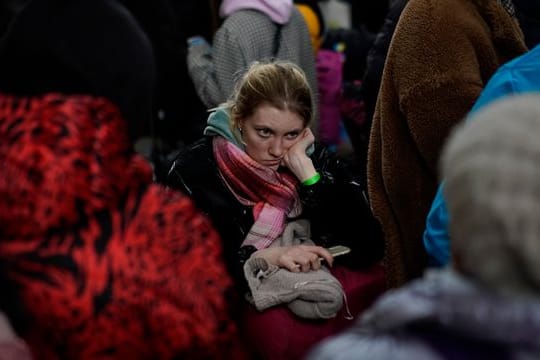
[299,144,384,269]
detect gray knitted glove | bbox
[244,257,344,319]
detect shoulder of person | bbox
[169,137,215,177]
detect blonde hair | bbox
[225,61,314,132]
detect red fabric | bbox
[241,263,386,359]
[0,94,249,359]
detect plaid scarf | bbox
[213,136,302,249]
[498,0,516,17]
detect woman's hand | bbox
[252,245,334,272]
[281,128,317,182]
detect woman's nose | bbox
[269,138,285,157]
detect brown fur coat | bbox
[368,0,527,288]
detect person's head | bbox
[228,61,313,170]
[0,0,156,143]
[442,94,540,299]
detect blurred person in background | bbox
[0,0,249,358]
[309,94,540,360]
[424,42,540,266]
[367,0,527,288]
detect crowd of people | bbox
[1,0,540,359]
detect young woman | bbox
[166,61,386,359]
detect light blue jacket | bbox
[424,44,540,266]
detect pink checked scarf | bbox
[213,136,302,249]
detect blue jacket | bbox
[424,44,540,266]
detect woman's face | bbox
[240,103,306,171]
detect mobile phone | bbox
[327,245,351,257]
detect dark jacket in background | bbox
[361,0,408,126]
[514,0,540,47]
[0,0,18,37]
[166,137,384,288]
[346,0,390,34]
[120,0,209,147]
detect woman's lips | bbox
[266,160,281,167]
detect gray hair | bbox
[442,94,540,299]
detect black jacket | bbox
[166,136,384,284]
[514,0,540,48]
[361,0,408,125]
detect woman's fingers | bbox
[293,128,315,154]
[310,255,323,270]
[303,245,334,267]
[276,245,333,272]
[302,128,315,144]
[289,258,316,272]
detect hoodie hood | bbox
[204,106,244,149]
[219,0,294,24]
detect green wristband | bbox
[302,172,321,186]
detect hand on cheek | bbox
[291,128,314,155]
[282,128,317,181]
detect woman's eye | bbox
[286,132,299,140]
[257,128,271,137]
